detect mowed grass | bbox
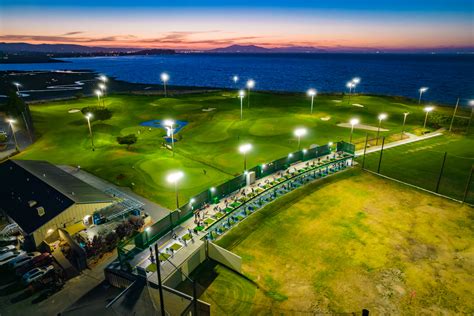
[195,170,474,315]
[360,134,474,204]
[17,91,463,209]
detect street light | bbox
[238,90,245,120]
[352,77,361,93]
[349,118,359,143]
[98,83,106,103]
[13,82,21,96]
[85,113,95,151]
[294,128,307,150]
[167,171,184,209]
[161,73,170,97]
[95,90,102,107]
[376,113,387,145]
[233,75,239,85]
[418,87,428,104]
[246,79,255,108]
[99,75,108,83]
[163,119,176,157]
[401,112,410,140]
[346,81,355,103]
[307,89,317,114]
[6,118,19,152]
[423,106,434,129]
[467,100,474,133]
[239,143,252,171]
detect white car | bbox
[8,252,41,269]
[0,250,26,267]
[22,265,54,285]
[0,245,16,254]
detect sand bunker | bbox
[352,103,364,107]
[337,123,389,131]
[320,116,331,121]
[332,100,342,103]
[202,108,216,112]
[68,109,81,113]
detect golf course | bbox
[15,91,473,209]
[188,170,474,315]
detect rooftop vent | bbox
[37,207,45,217]
[28,200,37,207]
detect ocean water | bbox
[1,53,473,104]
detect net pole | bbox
[435,152,447,193]
[377,137,385,174]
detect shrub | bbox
[81,106,112,121]
[117,134,137,150]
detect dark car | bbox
[15,253,53,276]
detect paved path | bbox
[355,129,444,157]
[59,165,170,222]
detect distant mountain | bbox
[207,44,326,53]
[0,42,136,54]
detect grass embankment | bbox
[194,170,473,315]
[16,92,469,209]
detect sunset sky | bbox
[0,0,473,50]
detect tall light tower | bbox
[294,128,307,150]
[6,118,19,152]
[85,113,95,151]
[233,75,239,86]
[423,106,434,129]
[164,119,176,157]
[349,118,359,143]
[13,82,22,96]
[95,90,103,107]
[246,79,255,108]
[401,112,410,140]
[238,90,245,120]
[167,171,184,209]
[376,113,387,145]
[352,77,361,93]
[161,73,170,97]
[239,143,252,171]
[418,87,428,104]
[307,88,317,114]
[99,75,108,96]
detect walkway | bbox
[355,129,444,157]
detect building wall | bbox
[32,202,112,246]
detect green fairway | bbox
[16,91,467,209]
[359,134,474,203]
[193,170,474,314]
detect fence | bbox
[359,136,474,204]
[119,141,355,258]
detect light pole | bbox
[423,106,434,129]
[238,90,245,120]
[6,118,19,152]
[239,143,252,171]
[164,119,175,157]
[418,87,428,104]
[161,73,169,97]
[467,100,474,134]
[98,83,106,105]
[246,79,255,108]
[95,90,102,107]
[233,75,239,86]
[294,128,307,150]
[99,75,108,96]
[85,113,95,151]
[167,171,184,209]
[352,77,361,93]
[13,82,21,96]
[401,112,409,140]
[307,89,316,114]
[346,81,355,103]
[376,113,387,146]
[349,118,359,143]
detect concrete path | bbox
[355,129,444,157]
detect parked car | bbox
[15,253,52,276]
[22,265,54,285]
[8,252,41,269]
[0,250,26,267]
[0,235,18,246]
[0,245,16,254]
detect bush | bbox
[0,134,7,143]
[81,106,112,121]
[117,134,137,150]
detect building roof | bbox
[0,159,114,234]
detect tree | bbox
[1,90,26,117]
[80,106,112,121]
[0,134,7,143]
[117,134,137,150]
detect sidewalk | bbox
[355,129,444,157]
